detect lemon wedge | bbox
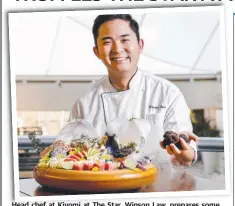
[62,161,73,170]
[87,148,100,157]
[56,154,66,160]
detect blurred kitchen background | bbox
[9,9,225,186]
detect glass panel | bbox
[17,111,70,136]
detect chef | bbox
[69,14,198,166]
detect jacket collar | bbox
[104,69,142,92]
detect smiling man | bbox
[92,16,143,91]
[70,14,198,166]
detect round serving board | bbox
[34,164,157,193]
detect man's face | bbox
[93,19,144,75]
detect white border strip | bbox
[9,5,229,202]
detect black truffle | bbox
[162,131,179,147]
[162,131,189,150]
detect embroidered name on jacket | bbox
[149,105,166,109]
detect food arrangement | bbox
[33,119,157,192]
[37,133,149,172]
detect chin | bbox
[111,65,135,74]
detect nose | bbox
[111,41,124,54]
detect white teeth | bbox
[111,57,127,61]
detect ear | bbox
[93,46,100,59]
[138,39,144,53]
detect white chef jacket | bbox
[69,69,197,163]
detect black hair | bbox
[92,14,140,47]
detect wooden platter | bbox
[34,164,157,193]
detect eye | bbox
[122,39,130,43]
[103,41,111,45]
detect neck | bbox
[109,69,137,91]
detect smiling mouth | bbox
[110,57,129,61]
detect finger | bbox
[179,131,198,142]
[166,145,173,155]
[170,143,181,155]
[179,138,189,150]
[188,132,198,142]
[160,141,165,149]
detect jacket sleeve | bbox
[164,92,192,132]
[164,91,198,164]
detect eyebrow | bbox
[101,34,131,41]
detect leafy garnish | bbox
[28,131,44,153]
